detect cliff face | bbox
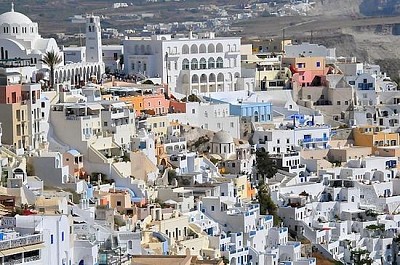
[360,0,400,16]
[312,0,400,17]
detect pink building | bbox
[283,57,329,87]
[142,93,169,115]
[0,84,22,104]
[63,149,84,178]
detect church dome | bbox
[0,4,33,26]
[212,130,234,144]
[0,11,32,25]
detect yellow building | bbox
[140,115,170,139]
[232,175,256,200]
[353,126,400,152]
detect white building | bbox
[285,42,336,62]
[123,32,242,94]
[0,225,45,264]
[16,215,74,265]
[253,124,331,151]
[21,83,47,150]
[0,5,103,86]
[102,45,123,73]
[0,4,61,82]
[99,100,136,150]
[168,101,240,139]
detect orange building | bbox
[120,93,170,116]
[353,125,400,152]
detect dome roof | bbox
[0,10,33,26]
[212,130,234,144]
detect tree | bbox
[257,180,280,226]
[41,50,62,89]
[255,149,278,180]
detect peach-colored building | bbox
[121,93,170,116]
[63,149,84,178]
[142,93,169,115]
[283,57,328,87]
[0,83,29,149]
[96,189,133,212]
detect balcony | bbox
[300,137,329,144]
[0,234,43,251]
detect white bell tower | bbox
[85,14,102,63]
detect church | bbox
[0,3,104,86]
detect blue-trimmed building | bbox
[230,102,273,122]
[205,97,273,122]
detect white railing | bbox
[0,234,43,251]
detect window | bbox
[51,234,54,244]
[216,57,223,68]
[316,61,321,67]
[191,58,198,70]
[199,58,207,69]
[191,109,195,114]
[211,206,215,211]
[62,232,64,241]
[337,101,341,105]
[117,201,122,206]
[103,122,108,126]
[182,59,189,70]
[230,122,234,128]
[345,101,349,105]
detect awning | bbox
[23,243,45,252]
[1,247,25,256]
[87,104,104,110]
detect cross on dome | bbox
[11,2,14,12]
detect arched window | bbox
[217,73,224,82]
[199,44,206,53]
[199,58,207,69]
[191,58,198,70]
[209,73,216,82]
[216,57,223,68]
[190,44,198,54]
[200,74,207,83]
[208,43,215,53]
[216,43,223,52]
[192,75,199,83]
[182,44,189,54]
[182,59,189,70]
[208,58,215,69]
